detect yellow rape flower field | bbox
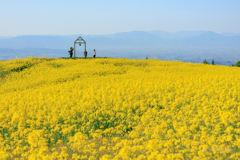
[0,57,240,160]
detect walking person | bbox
[69,47,73,58]
[93,49,96,58]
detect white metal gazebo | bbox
[74,36,87,58]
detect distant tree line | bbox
[203,59,215,65]
[203,59,240,67]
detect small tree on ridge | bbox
[203,59,209,64]
[211,59,215,65]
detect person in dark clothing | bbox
[69,47,73,58]
[84,51,87,58]
[93,49,96,58]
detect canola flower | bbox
[0,57,240,159]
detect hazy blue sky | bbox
[1,0,240,36]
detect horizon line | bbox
[1,30,240,37]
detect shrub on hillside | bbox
[235,61,240,67]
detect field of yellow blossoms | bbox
[0,57,240,159]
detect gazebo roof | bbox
[74,36,86,43]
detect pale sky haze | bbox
[1,0,240,36]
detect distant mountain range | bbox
[0,31,240,66]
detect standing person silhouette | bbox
[93,49,96,58]
[69,47,73,58]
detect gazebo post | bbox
[74,43,76,58]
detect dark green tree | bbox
[235,61,240,67]
[211,59,215,65]
[203,59,209,64]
